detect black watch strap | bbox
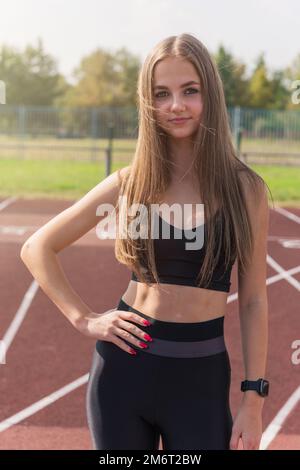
[241,378,269,397]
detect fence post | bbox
[233,106,240,144]
[18,105,26,159]
[105,122,114,176]
[233,105,244,159]
[90,107,98,162]
[237,128,243,155]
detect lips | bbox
[170,117,191,122]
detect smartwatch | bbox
[241,378,269,397]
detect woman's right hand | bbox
[74,308,152,355]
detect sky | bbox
[0,0,299,83]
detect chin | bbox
[167,134,194,142]
[169,130,194,138]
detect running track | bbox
[0,197,299,450]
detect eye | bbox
[185,88,199,95]
[154,88,199,99]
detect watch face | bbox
[261,380,269,396]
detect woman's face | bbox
[152,57,203,138]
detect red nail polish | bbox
[139,342,148,348]
[129,348,137,355]
[142,319,151,326]
[144,334,153,342]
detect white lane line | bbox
[260,386,300,450]
[0,197,17,212]
[0,374,89,432]
[0,225,39,235]
[268,236,300,248]
[274,206,300,224]
[267,254,300,291]
[1,259,299,434]
[280,240,300,249]
[1,201,298,443]
[0,280,39,364]
[227,254,300,449]
[227,264,300,304]
[0,225,33,235]
[268,235,300,241]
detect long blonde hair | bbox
[113,33,273,289]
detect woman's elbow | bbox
[20,240,31,261]
[20,238,46,264]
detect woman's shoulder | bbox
[116,165,132,191]
[117,165,131,179]
[235,161,267,203]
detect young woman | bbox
[20,33,272,451]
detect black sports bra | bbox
[131,208,235,292]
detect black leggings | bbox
[86,298,233,450]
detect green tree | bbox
[0,37,64,105]
[248,54,274,109]
[268,70,290,109]
[65,47,140,107]
[214,45,250,107]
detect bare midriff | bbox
[120,180,227,322]
[121,280,228,323]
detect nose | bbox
[170,94,186,112]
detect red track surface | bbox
[0,197,299,450]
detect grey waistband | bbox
[137,335,226,358]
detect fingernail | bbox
[139,342,148,349]
[144,334,152,342]
[142,319,151,326]
[129,348,137,355]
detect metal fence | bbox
[0,105,300,166]
[229,107,300,166]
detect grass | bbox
[0,135,299,153]
[241,137,300,153]
[0,158,125,199]
[251,165,300,207]
[0,157,299,206]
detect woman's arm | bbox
[20,167,129,328]
[21,244,94,328]
[230,179,270,450]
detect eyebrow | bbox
[153,80,200,90]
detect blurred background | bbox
[0,0,299,452]
[0,0,299,202]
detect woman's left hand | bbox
[229,400,263,450]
